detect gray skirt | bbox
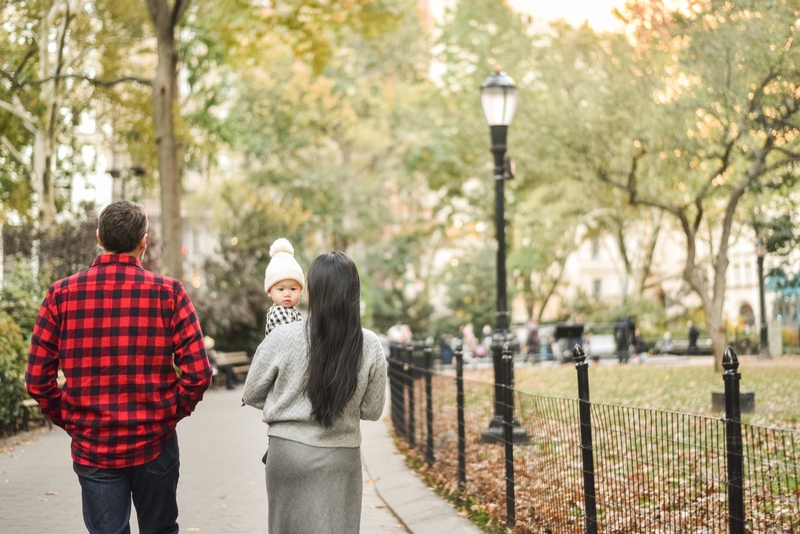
[265,436,362,534]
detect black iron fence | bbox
[387,343,800,533]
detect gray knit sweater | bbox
[242,321,386,448]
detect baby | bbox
[264,238,304,336]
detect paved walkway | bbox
[0,386,478,534]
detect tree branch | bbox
[145,0,166,25]
[172,0,193,29]
[763,154,800,174]
[6,74,152,88]
[712,139,773,305]
[0,98,37,132]
[0,135,33,180]
[637,209,662,294]
[772,145,800,160]
[14,47,38,79]
[692,139,735,236]
[596,154,683,218]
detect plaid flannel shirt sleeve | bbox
[26,290,66,428]
[171,285,213,420]
[266,306,302,335]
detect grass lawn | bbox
[464,355,800,428]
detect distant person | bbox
[461,323,478,360]
[440,333,454,365]
[387,320,412,345]
[26,200,212,534]
[525,320,540,363]
[633,328,648,364]
[548,335,558,360]
[660,331,674,354]
[614,315,636,363]
[687,320,700,355]
[243,251,386,533]
[264,238,305,336]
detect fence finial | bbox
[572,344,586,363]
[502,342,513,360]
[723,346,740,371]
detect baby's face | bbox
[268,279,302,308]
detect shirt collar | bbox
[91,254,143,269]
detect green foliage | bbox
[437,240,497,335]
[763,214,799,257]
[360,235,434,337]
[37,203,102,283]
[1,202,107,336]
[0,256,43,337]
[0,0,128,222]
[0,310,28,432]
[264,0,405,75]
[580,296,670,341]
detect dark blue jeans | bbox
[72,432,180,534]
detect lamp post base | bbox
[481,416,530,445]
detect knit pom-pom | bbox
[269,238,294,257]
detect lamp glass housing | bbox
[756,237,767,258]
[480,71,518,126]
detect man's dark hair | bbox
[304,251,364,427]
[97,201,148,254]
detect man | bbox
[26,200,212,534]
[687,319,700,355]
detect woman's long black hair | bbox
[305,251,364,427]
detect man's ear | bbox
[96,229,103,248]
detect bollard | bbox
[573,344,598,534]
[424,346,435,467]
[502,342,516,529]
[455,343,466,491]
[405,344,416,449]
[723,346,745,534]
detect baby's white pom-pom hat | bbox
[264,238,305,293]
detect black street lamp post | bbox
[756,236,769,359]
[479,67,528,445]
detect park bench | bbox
[20,398,52,431]
[211,351,251,389]
[18,370,64,431]
[585,334,617,361]
[654,338,714,355]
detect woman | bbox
[242,251,387,533]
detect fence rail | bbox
[387,343,800,533]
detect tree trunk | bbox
[706,311,727,373]
[147,0,186,280]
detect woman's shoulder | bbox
[266,320,306,343]
[361,328,384,357]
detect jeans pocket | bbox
[146,434,179,476]
[73,462,100,477]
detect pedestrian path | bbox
[0,386,477,533]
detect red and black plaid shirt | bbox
[26,254,212,468]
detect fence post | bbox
[389,344,406,440]
[573,344,598,534]
[405,344,416,449]
[723,346,745,534]
[424,346,435,467]
[502,342,516,530]
[455,343,467,491]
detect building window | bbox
[591,238,601,260]
[593,279,602,296]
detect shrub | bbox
[0,310,28,432]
